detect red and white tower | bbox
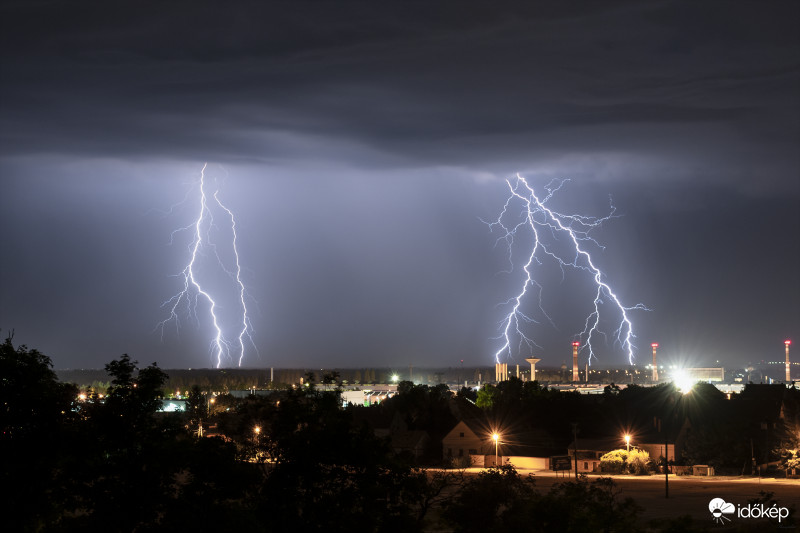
[786,340,792,382]
[651,343,659,382]
[572,341,580,382]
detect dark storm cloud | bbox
[2,1,798,191]
[1,1,798,369]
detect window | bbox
[459,432,464,437]
[584,462,588,470]
[447,448,452,457]
[458,449,464,457]
[469,449,478,455]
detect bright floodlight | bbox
[391,374,399,383]
[492,433,499,442]
[672,369,694,394]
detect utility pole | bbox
[664,421,669,498]
[662,394,676,499]
[572,422,579,481]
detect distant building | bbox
[685,368,725,382]
[666,367,725,383]
[158,399,186,412]
[565,437,619,472]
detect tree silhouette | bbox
[0,334,79,531]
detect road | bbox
[460,468,800,525]
[530,470,799,523]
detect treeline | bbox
[56,366,686,393]
[57,366,502,393]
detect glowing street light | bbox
[624,434,631,452]
[391,374,399,383]
[492,432,500,465]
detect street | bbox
[522,469,800,523]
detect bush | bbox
[599,449,652,475]
[600,449,628,473]
[448,455,472,469]
[627,449,651,475]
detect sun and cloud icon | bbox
[709,498,735,524]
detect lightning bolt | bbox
[156,163,257,368]
[487,175,647,365]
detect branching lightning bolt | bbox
[156,163,257,368]
[487,175,647,365]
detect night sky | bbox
[1,1,798,370]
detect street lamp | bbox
[625,434,631,452]
[492,433,500,465]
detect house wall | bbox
[442,421,485,459]
[505,456,550,470]
[640,443,675,462]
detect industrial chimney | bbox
[651,343,659,382]
[572,342,580,382]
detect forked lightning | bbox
[488,175,647,365]
[157,163,256,367]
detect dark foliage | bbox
[443,467,642,533]
[0,334,79,531]
[255,375,425,532]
